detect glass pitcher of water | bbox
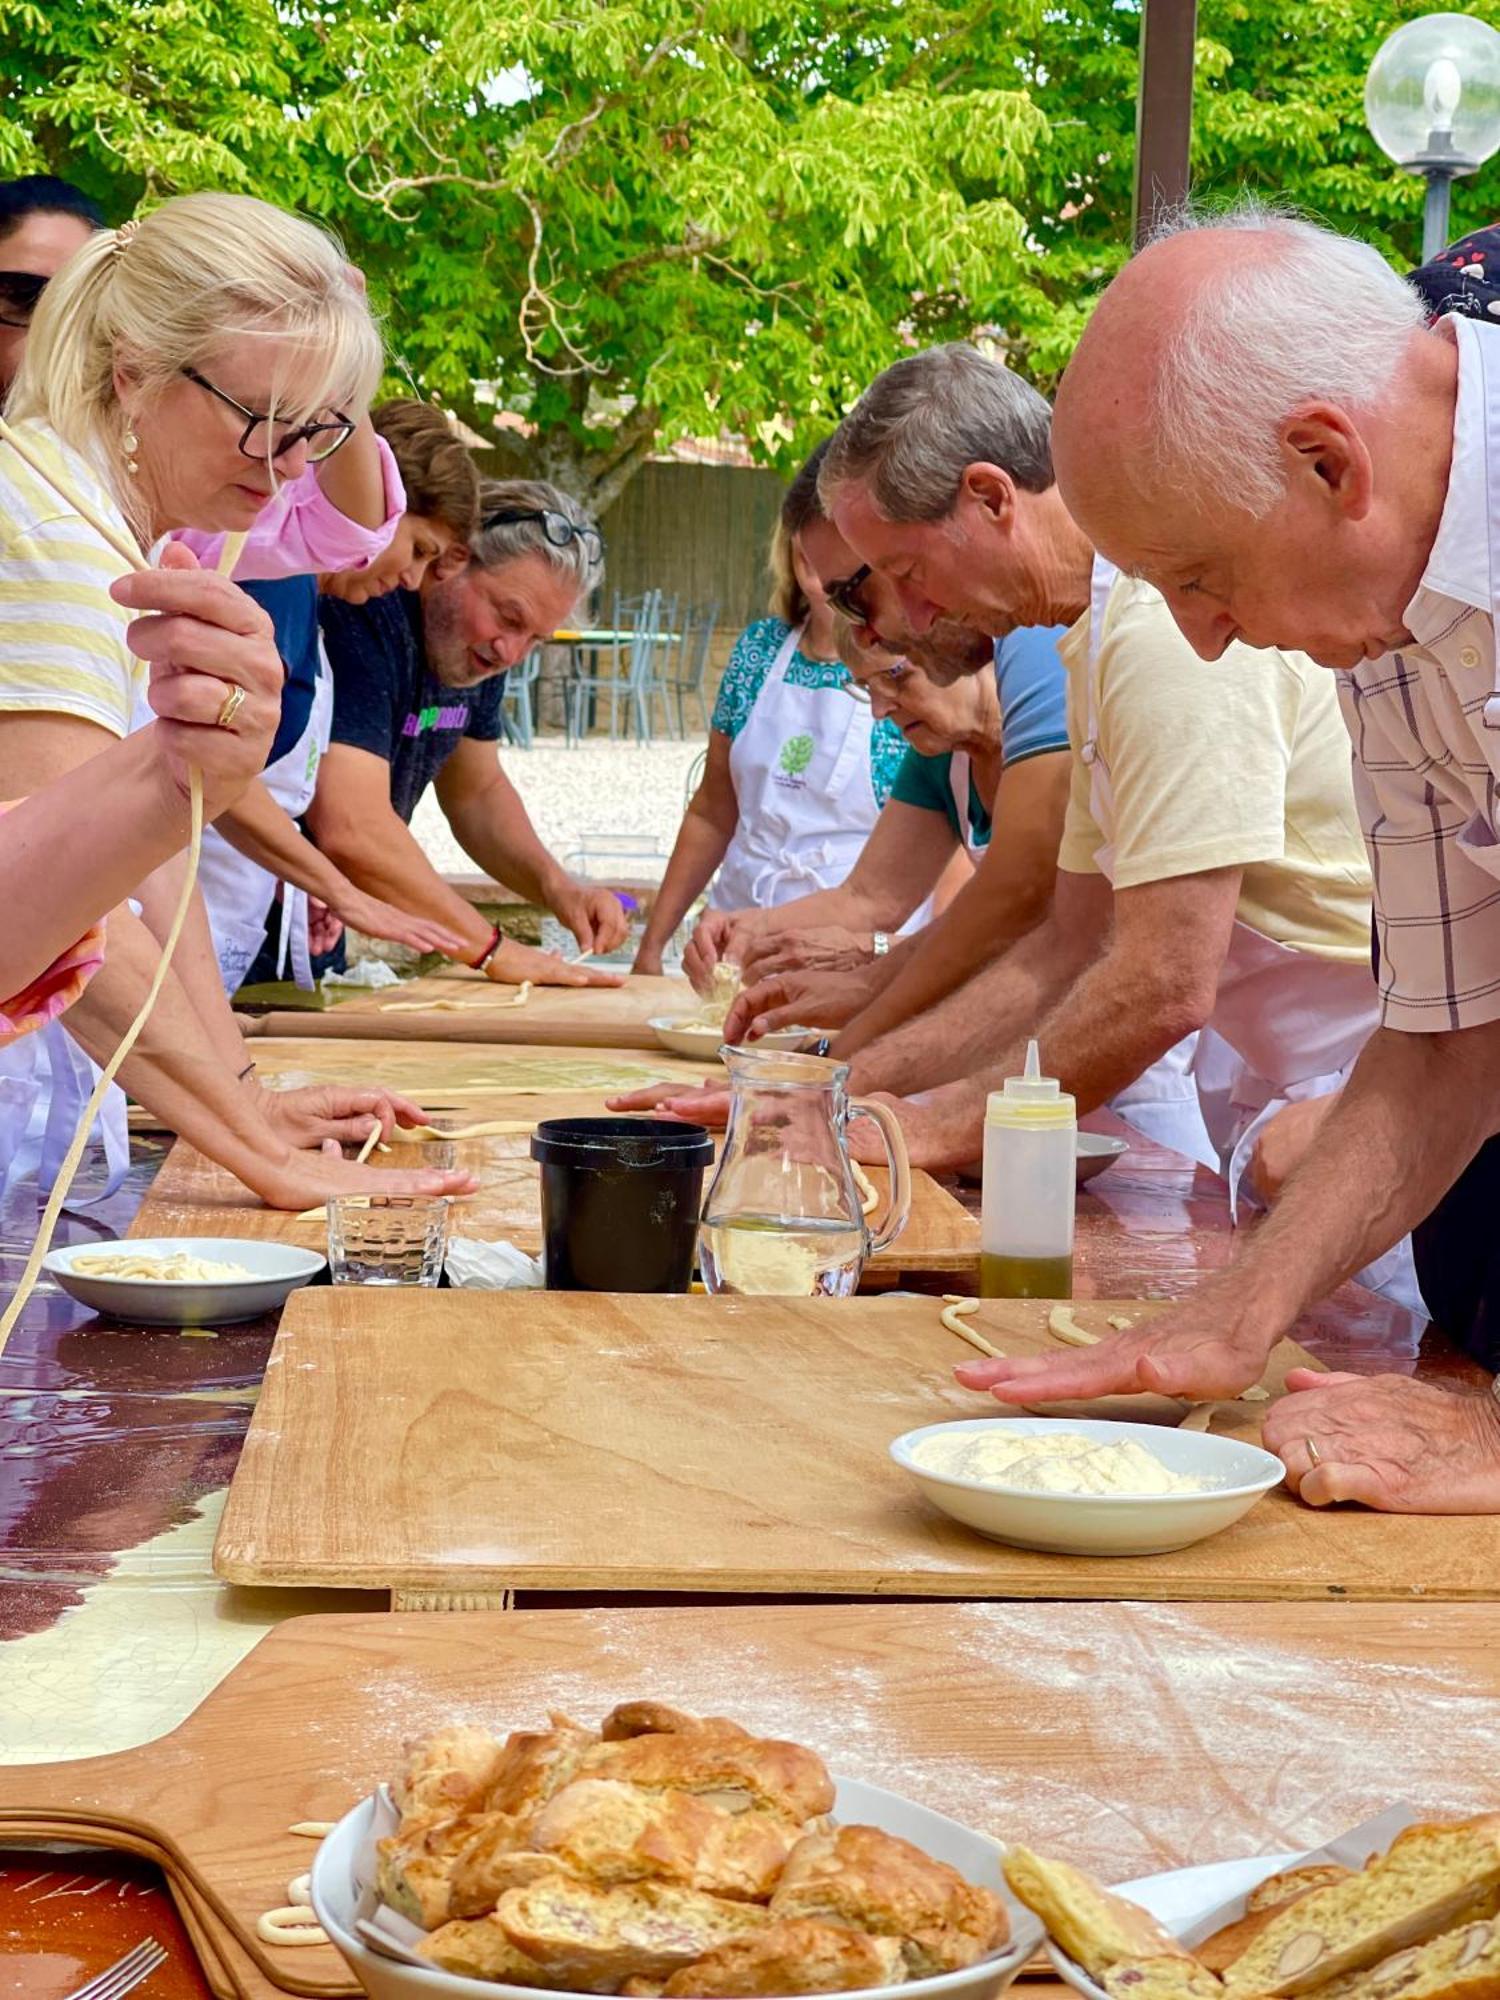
[698,1046,912,1295]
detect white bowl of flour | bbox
[889,1417,1284,1557]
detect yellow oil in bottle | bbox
[980,1251,1073,1300]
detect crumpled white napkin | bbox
[319,958,402,992]
[445,1235,545,1289]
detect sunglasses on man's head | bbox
[0,271,48,329]
[482,506,604,562]
[825,562,874,625]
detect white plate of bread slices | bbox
[1002,1809,1500,2000]
[311,1699,1043,1999]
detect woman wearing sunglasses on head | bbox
[0,191,475,1214]
[634,439,950,981]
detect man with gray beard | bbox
[310,478,628,986]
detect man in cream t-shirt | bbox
[842,563,1389,1245]
[797,344,1390,1251]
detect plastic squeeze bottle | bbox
[980,1038,1077,1299]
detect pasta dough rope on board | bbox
[1045,1304,1273,1414]
[0,429,233,1360]
[379,980,533,1014]
[940,1295,1000,1359]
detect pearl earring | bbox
[122,428,139,476]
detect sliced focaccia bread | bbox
[1310,1916,1500,2000]
[603,1702,752,1743]
[1247,1868,1355,1915]
[531,1778,797,1900]
[1003,1847,1186,1979]
[495,1877,771,1988]
[1105,1958,1226,2000]
[395,1726,505,1821]
[772,1824,1008,1977]
[416,1912,567,1984]
[1222,1820,1500,1998]
[377,1810,521,1929]
[579,1733,835,1825]
[661,1918,908,1995]
[450,1834,572,1923]
[483,1716,599,1825]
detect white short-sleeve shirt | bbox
[1340,314,1500,1032]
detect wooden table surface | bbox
[131,1037,981,1276]
[7,1598,1500,1972]
[251,969,698,1049]
[249,1034,717,1106]
[213,1289,1498,1602]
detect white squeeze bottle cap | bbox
[985,1039,1076,1129]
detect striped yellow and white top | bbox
[0,423,142,742]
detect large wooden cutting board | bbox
[209,1288,1492,1602]
[246,1035,717,1106]
[256,971,696,1049]
[129,1074,980,1276]
[4,1601,1499,1997]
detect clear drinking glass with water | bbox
[697,1047,911,1296]
[327,1195,447,1286]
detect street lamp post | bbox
[1365,12,1500,261]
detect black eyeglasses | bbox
[0,271,47,330]
[825,563,874,625]
[181,366,355,463]
[482,506,603,562]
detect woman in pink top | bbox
[0,544,284,1039]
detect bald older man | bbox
[963,207,1500,1514]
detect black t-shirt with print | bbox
[318,587,506,824]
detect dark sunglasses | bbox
[0,271,47,329]
[181,366,355,463]
[482,506,603,562]
[825,562,874,624]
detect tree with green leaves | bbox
[6,0,1500,512]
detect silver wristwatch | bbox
[871,931,890,957]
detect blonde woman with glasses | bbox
[0,192,473,1213]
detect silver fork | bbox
[65,1940,168,2000]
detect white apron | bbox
[710,623,932,929]
[198,644,332,994]
[1084,556,1421,1316]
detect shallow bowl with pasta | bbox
[649,1019,819,1061]
[42,1236,326,1326]
[312,1774,1043,2000]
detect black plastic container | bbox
[530,1118,715,1292]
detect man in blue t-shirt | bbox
[307,481,630,985]
[728,504,1071,1055]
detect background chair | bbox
[567,589,666,744]
[499,648,541,747]
[662,601,718,737]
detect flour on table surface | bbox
[327,1604,1498,1884]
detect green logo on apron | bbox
[779,732,814,777]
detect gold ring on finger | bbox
[1304,1435,1322,1469]
[215,685,247,731]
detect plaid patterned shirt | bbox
[1339,315,1500,1032]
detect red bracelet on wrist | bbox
[469,926,503,972]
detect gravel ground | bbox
[411,734,708,881]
